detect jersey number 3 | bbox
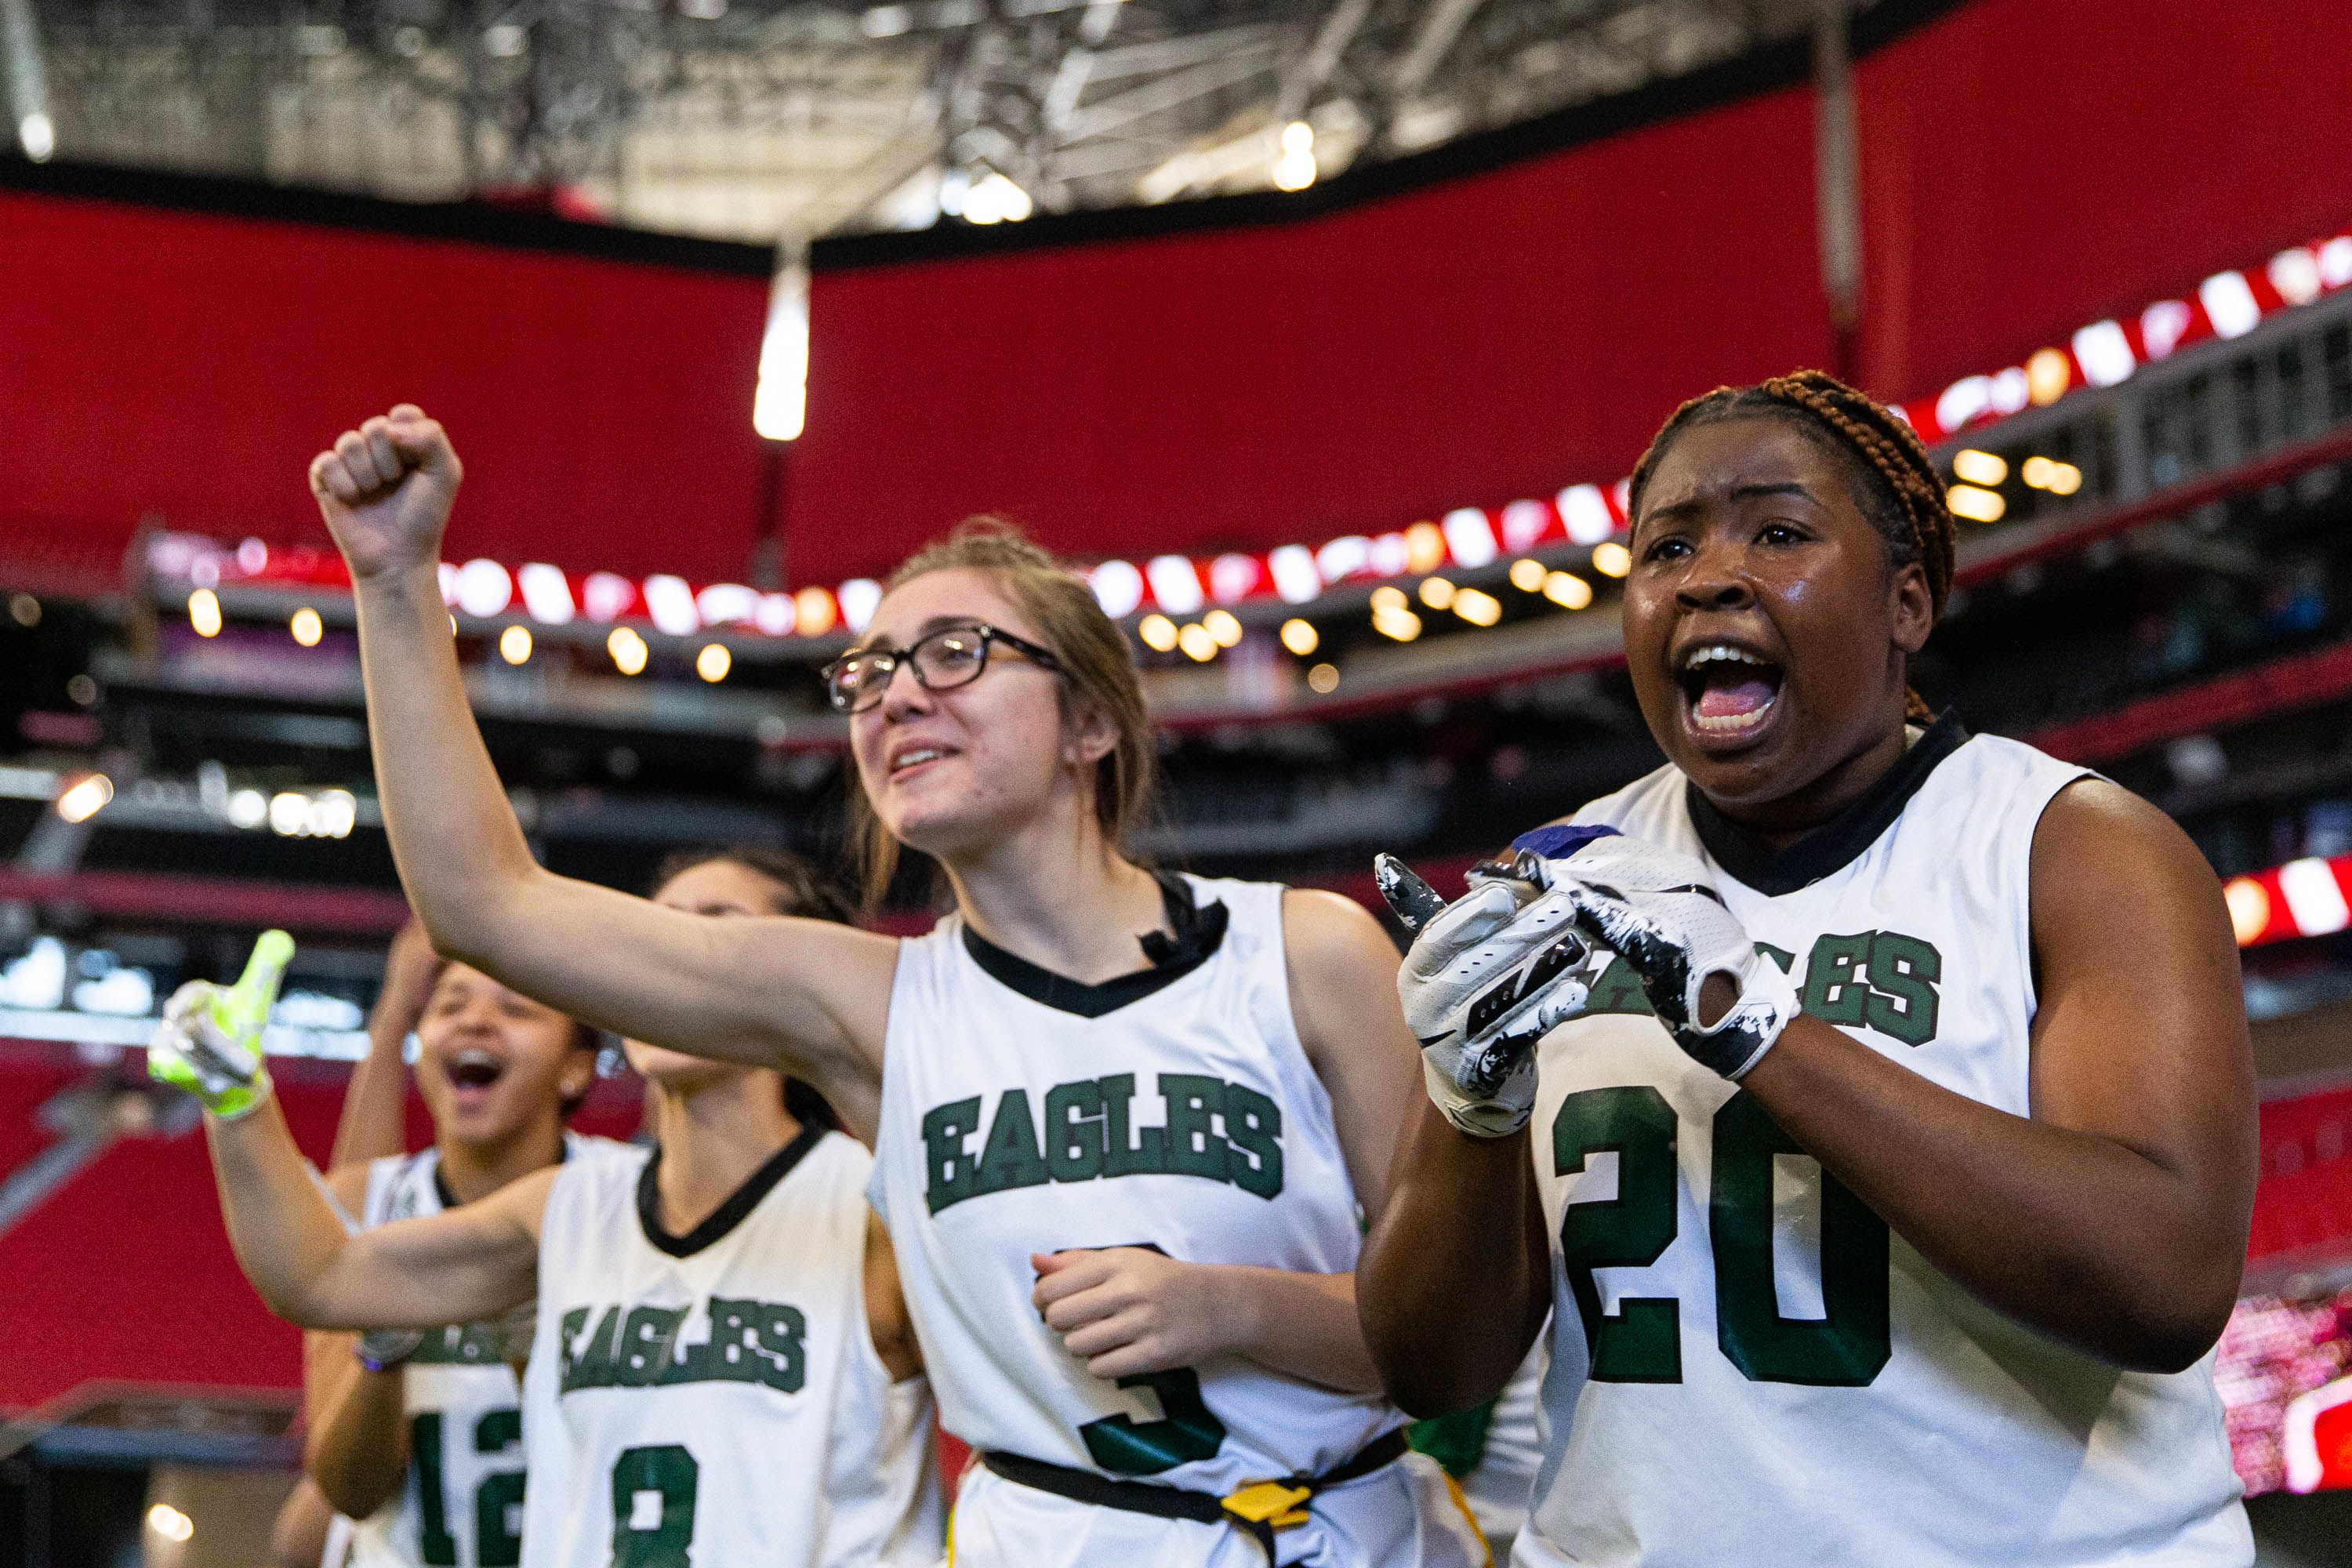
[1555,1086,1891,1387]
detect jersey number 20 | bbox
[1555,1086,1891,1386]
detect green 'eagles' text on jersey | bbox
[920,1070,1285,1214]
[1514,721,2252,1568]
[519,1131,940,1568]
[873,876,1406,1501]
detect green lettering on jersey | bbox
[560,1298,807,1396]
[976,1087,1051,1198]
[1223,1083,1284,1200]
[923,1073,1287,1213]
[1100,1073,1167,1178]
[1797,930,1944,1047]
[1159,1074,1230,1181]
[921,1096,983,1214]
[1044,1080,1108,1181]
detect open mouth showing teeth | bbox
[448,1051,505,1091]
[891,747,946,775]
[1676,644,1784,738]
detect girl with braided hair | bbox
[1360,371,2258,1566]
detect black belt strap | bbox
[979,1428,1410,1563]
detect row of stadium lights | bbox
[49,768,357,838]
[149,232,2350,677]
[187,586,739,684]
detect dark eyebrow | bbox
[1637,481,1822,529]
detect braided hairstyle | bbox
[1627,369,1955,722]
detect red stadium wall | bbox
[792,86,1828,580]
[0,184,773,585]
[1,0,2347,597]
[785,0,2352,582]
[1853,0,2352,398]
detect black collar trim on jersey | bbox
[1685,711,1971,896]
[636,1120,826,1259]
[960,871,1230,1020]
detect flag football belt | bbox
[979,1428,1410,1563]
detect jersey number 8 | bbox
[1555,1086,1891,1387]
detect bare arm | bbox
[205,1094,548,1330]
[1740,779,2257,1372]
[303,1331,410,1519]
[298,1164,411,1519]
[862,1211,924,1383]
[1357,1107,1554,1415]
[329,921,437,1170]
[310,409,896,1138]
[267,1478,343,1568]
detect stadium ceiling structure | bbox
[10,0,1874,245]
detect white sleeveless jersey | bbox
[873,875,1401,1494]
[1516,728,2252,1568]
[347,1136,608,1568]
[519,1127,942,1568]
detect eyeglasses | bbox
[822,622,1063,713]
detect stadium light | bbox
[753,261,810,441]
[187,587,222,637]
[1590,543,1632,579]
[18,111,50,162]
[1947,485,2006,523]
[1138,615,1178,653]
[607,626,648,675]
[499,624,532,665]
[1279,619,1318,655]
[147,1504,194,1543]
[53,772,111,824]
[1951,449,2007,486]
[1271,122,1316,192]
[289,607,324,646]
[1453,588,1501,626]
[1508,558,1547,593]
[1418,576,1455,610]
[961,172,1033,225]
[696,643,731,682]
[1307,662,1340,693]
[1203,609,1243,648]
[1177,623,1218,662]
[1543,571,1594,610]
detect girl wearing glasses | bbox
[292,406,1488,1568]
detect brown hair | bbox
[648,844,852,1129]
[1627,368,1955,721]
[650,843,857,927]
[850,517,1156,908]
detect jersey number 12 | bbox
[1555,1086,1891,1387]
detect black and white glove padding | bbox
[1514,825,1800,1081]
[1378,852,1597,1138]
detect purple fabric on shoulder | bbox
[1511,823,1621,861]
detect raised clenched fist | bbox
[307,405,463,581]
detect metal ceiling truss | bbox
[23,0,1870,241]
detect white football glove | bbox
[1518,826,1798,1080]
[1379,853,1597,1138]
[148,931,292,1120]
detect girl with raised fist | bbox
[297,406,1484,1568]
